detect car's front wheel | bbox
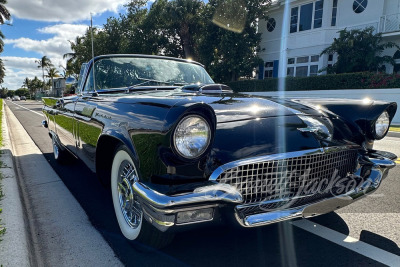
[111,145,174,248]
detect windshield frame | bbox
[80,54,214,94]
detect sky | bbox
[0,0,141,90]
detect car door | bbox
[54,96,79,155]
[73,62,103,172]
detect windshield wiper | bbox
[126,77,187,91]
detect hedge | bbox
[227,72,400,92]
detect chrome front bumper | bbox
[133,153,396,232]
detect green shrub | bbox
[227,72,400,92]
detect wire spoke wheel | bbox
[117,160,142,229]
[111,145,174,247]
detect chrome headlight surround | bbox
[373,111,390,140]
[173,115,211,159]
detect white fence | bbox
[244,89,400,125]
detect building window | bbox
[297,56,309,64]
[353,0,367,14]
[328,54,334,62]
[267,18,276,32]
[296,66,309,77]
[299,3,313,31]
[314,0,324,29]
[264,61,274,78]
[290,7,299,33]
[287,67,295,77]
[310,65,319,76]
[311,55,320,62]
[287,55,320,77]
[331,0,338,26]
[290,1,324,33]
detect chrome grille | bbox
[217,149,358,204]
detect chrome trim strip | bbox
[208,145,360,181]
[132,182,242,209]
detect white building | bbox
[258,0,400,79]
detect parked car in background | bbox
[42,54,397,248]
[20,96,26,100]
[6,97,10,100]
[12,96,20,101]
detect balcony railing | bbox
[346,22,378,34]
[380,14,400,34]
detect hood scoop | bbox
[181,83,233,94]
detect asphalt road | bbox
[6,100,400,267]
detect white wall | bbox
[383,0,400,17]
[336,0,383,28]
[244,89,400,125]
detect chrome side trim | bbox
[208,145,360,181]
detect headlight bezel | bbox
[172,114,212,160]
[373,110,390,140]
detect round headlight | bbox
[374,111,390,139]
[173,115,211,159]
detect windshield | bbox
[84,56,214,92]
[77,63,87,91]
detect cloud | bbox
[2,55,70,90]
[5,24,88,59]
[2,23,90,90]
[1,57,44,89]
[7,0,127,23]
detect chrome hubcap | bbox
[117,160,142,229]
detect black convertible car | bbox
[42,54,397,247]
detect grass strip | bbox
[0,99,5,241]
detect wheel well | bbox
[96,135,124,188]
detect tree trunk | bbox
[180,24,193,60]
[42,67,45,92]
[231,71,237,82]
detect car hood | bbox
[110,90,323,123]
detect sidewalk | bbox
[0,102,123,266]
[0,101,31,266]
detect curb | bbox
[3,102,123,266]
[0,101,31,266]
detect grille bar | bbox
[216,148,359,204]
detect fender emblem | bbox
[298,127,320,133]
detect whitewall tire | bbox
[110,144,175,247]
[111,148,143,240]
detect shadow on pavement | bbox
[360,230,400,256]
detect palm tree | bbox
[35,56,52,91]
[0,0,11,53]
[22,77,30,88]
[22,77,31,97]
[46,67,59,92]
[0,0,10,24]
[0,59,5,84]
